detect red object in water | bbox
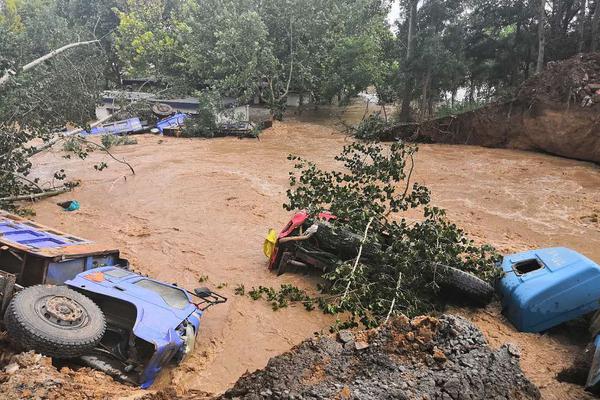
[267,211,335,270]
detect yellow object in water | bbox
[263,229,277,258]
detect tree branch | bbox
[0,187,70,203]
[0,40,100,88]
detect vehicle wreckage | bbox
[0,212,226,388]
[265,213,600,394]
[498,247,600,394]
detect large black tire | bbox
[4,285,106,358]
[433,264,495,306]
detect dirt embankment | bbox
[400,53,600,163]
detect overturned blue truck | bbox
[0,211,225,388]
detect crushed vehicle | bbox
[497,247,600,394]
[264,211,495,304]
[85,117,150,136]
[0,211,226,388]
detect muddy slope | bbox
[401,53,600,163]
[220,315,540,400]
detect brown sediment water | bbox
[26,110,600,398]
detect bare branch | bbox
[0,40,100,88]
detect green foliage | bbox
[348,112,394,141]
[100,135,138,149]
[434,100,487,119]
[242,284,316,311]
[284,142,501,327]
[0,0,105,206]
[180,91,220,138]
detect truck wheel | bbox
[4,285,106,358]
[433,264,495,306]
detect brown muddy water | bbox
[26,104,600,399]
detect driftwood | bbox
[0,187,70,202]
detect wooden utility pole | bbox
[536,0,546,74]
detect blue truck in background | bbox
[0,211,225,388]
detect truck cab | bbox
[0,212,225,388]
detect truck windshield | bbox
[134,279,190,309]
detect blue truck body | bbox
[154,113,189,134]
[86,118,146,136]
[67,267,203,388]
[0,212,224,388]
[498,247,600,333]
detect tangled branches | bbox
[283,141,500,328]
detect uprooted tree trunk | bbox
[0,40,99,89]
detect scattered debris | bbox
[57,200,80,211]
[219,315,541,400]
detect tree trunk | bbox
[420,69,431,121]
[578,0,587,52]
[400,0,418,122]
[593,0,600,51]
[536,0,546,74]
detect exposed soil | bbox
[1,110,598,398]
[396,53,600,163]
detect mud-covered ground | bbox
[10,111,600,399]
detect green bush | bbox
[100,134,137,149]
[349,112,393,141]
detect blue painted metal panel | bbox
[66,267,201,387]
[0,220,87,250]
[87,118,143,136]
[498,247,600,332]
[155,113,189,134]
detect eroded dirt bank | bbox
[14,117,600,399]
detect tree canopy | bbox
[1,0,599,203]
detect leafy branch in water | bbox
[281,141,501,328]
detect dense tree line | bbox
[0,0,599,202]
[2,0,599,121]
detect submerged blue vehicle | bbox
[497,247,600,394]
[0,212,225,388]
[66,267,225,388]
[498,247,600,333]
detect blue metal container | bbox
[498,247,600,332]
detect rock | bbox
[506,343,521,358]
[218,314,541,400]
[355,341,370,351]
[338,330,354,344]
[4,363,19,374]
[432,347,447,363]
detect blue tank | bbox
[498,247,600,332]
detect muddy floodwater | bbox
[28,108,600,399]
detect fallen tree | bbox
[243,142,500,328]
[0,40,99,89]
